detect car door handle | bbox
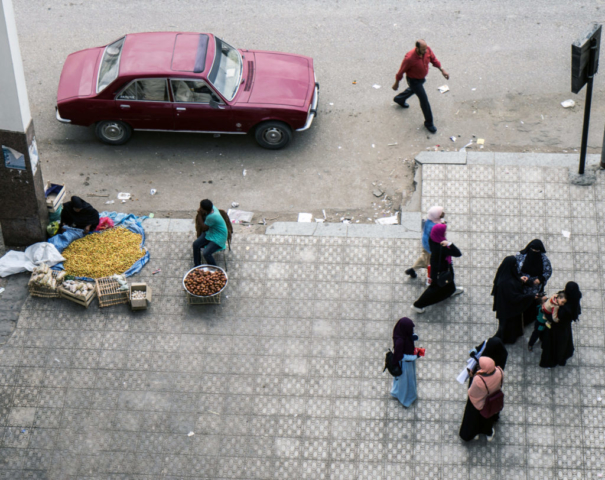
[119,105,130,109]
[176,107,187,111]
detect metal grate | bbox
[244,61,254,91]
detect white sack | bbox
[0,243,65,277]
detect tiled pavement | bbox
[0,160,603,478]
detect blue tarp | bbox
[49,212,150,281]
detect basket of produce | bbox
[95,274,130,308]
[58,279,96,308]
[182,265,228,305]
[28,264,65,298]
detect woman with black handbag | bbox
[389,317,419,408]
[411,223,463,313]
[459,356,504,442]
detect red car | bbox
[56,32,319,149]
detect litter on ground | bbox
[561,99,576,108]
[298,213,313,222]
[477,139,485,145]
[438,85,449,93]
[228,209,254,224]
[375,214,399,225]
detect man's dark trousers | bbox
[393,77,434,128]
[192,232,221,267]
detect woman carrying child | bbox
[540,282,582,368]
[527,291,566,352]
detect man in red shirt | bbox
[392,39,449,133]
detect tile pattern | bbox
[0,165,603,478]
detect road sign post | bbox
[571,24,601,175]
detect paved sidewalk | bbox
[0,156,603,478]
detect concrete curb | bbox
[416,151,602,168]
[266,220,422,239]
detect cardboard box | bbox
[45,182,66,210]
[130,283,151,310]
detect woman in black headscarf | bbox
[516,239,552,326]
[60,196,100,233]
[469,336,508,371]
[389,317,419,408]
[540,282,581,368]
[492,256,537,344]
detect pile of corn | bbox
[62,227,145,278]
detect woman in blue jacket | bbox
[405,206,444,279]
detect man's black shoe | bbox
[401,102,409,108]
[405,268,417,279]
[425,125,437,134]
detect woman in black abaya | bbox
[469,336,508,371]
[540,282,581,368]
[60,196,100,233]
[516,239,552,327]
[411,223,463,313]
[492,256,536,344]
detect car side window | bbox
[117,79,169,102]
[171,80,220,104]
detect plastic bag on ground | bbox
[96,217,115,231]
[0,243,65,277]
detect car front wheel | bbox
[254,121,292,149]
[95,120,132,145]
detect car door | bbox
[115,78,174,130]
[170,79,233,132]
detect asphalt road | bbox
[12,0,605,219]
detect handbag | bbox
[436,244,453,287]
[476,368,504,418]
[383,349,403,377]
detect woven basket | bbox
[95,277,129,308]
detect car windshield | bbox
[97,37,125,93]
[208,37,242,101]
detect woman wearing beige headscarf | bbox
[405,206,444,279]
[459,357,504,442]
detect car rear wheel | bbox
[95,120,132,145]
[254,121,292,149]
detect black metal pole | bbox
[601,123,605,168]
[579,38,597,174]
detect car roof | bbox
[119,32,215,78]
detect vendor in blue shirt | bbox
[405,205,444,279]
[193,199,228,267]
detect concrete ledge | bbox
[346,224,420,238]
[314,223,348,237]
[467,152,495,164]
[265,222,421,239]
[169,219,195,233]
[420,151,602,168]
[400,212,422,233]
[266,222,317,236]
[142,218,170,232]
[415,151,467,164]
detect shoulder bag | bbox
[383,349,403,377]
[476,367,504,418]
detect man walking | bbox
[392,39,449,133]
